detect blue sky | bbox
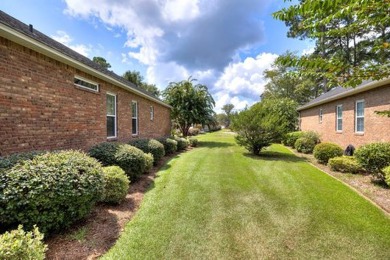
[0,0,312,112]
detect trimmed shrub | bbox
[189,137,199,147]
[101,166,130,204]
[355,142,390,177]
[295,137,316,154]
[0,225,47,260]
[283,131,304,147]
[383,166,390,187]
[144,153,154,172]
[0,151,104,234]
[157,138,177,155]
[175,137,189,151]
[328,156,361,174]
[0,151,46,171]
[302,131,321,144]
[129,139,165,165]
[115,144,146,181]
[189,127,200,136]
[88,142,120,166]
[313,142,343,164]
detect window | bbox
[74,76,99,92]
[106,93,117,138]
[132,101,138,135]
[150,106,154,121]
[355,100,365,133]
[319,108,323,123]
[336,105,343,132]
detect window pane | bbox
[357,118,364,132]
[107,116,115,137]
[132,102,137,118]
[132,118,137,135]
[337,106,342,118]
[107,95,115,115]
[337,119,342,131]
[357,102,364,117]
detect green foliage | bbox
[189,127,200,136]
[0,151,46,171]
[174,137,189,151]
[355,142,390,178]
[283,131,304,147]
[88,142,120,166]
[232,98,298,155]
[328,156,361,174]
[92,56,111,69]
[123,70,160,97]
[129,139,165,165]
[222,103,235,127]
[163,77,215,136]
[101,166,130,204]
[383,166,390,187]
[144,153,154,172]
[313,142,344,164]
[189,137,199,147]
[0,225,47,260]
[115,144,146,181]
[0,151,104,234]
[157,138,178,155]
[295,137,316,154]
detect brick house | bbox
[298,79,390,149]
[0,11,171,156]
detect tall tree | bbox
[222,103,235,127]
[92,56,111,69]
[273,0,390,88]
[123,70,160,97]
[163,77,215,137]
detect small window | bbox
[319,108,323,123]
[74,76,99,92]
[336,105,343,132]
[132,101,138,135]
[106,93,117,138]
[150,106,154,121]
[355,100,365,133]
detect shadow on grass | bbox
[244,150,308,163]
[199,141,234,149]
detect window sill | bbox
[336,131,343,134]
[354,132,364,136]
[107,137,118,141]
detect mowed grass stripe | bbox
[103,130,390,259]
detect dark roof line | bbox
[0,10,167,105]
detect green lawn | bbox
[103,130,390,259]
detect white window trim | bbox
[336,105,343,132]
[132,101,138,136]
[150,106,154,121]
[319,108,323,123]
[106,93,117,138]
[74,75,99,92]
[355,99,365,133]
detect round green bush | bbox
[158,138,177,155]
[0,225,47,260]
[0,151,46,171]
[283,131,304,147]
[175,137,189,151]
[189,137,199,147]
[144,153,154,172]
[129,139,165,165]
[295,137,316,154]
[0,151,104,234]
[383,166,390,187]
[115,144,146,181]
[302,131,321,144]
[313,142,343,164]
[101,166,130,204]
[88,142,120,166]
[328,156,361,174]
[355,142,390,175]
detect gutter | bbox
[0,23,171,109]
[297,78,390,111]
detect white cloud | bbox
[52,30,91,57]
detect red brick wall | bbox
[299,85,390,149]
[0,37,171,156]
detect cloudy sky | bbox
[1,0,312,112]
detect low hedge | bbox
[295,137,316,154]
[313,142,343,164]
[0,151,104,234]
[129,139,165,165]
[144,153,154,172]
[88,142,120,166]
[383,166,390,187]
[0,225,47,260]
[328,156,361,174]
[157,138,177,155]
[189,137,199,147]
[355,142,390,178]
[0,151,46,171]
[174,137,189,151]
[101,166,130,204]
[283,131,304,147]
[115,144,146,181]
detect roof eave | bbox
[0,23,171,109]
[297,78,390,111]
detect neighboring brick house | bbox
[0,11,171,156]
[298,79,390,149]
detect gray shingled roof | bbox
[0,10,166,104]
